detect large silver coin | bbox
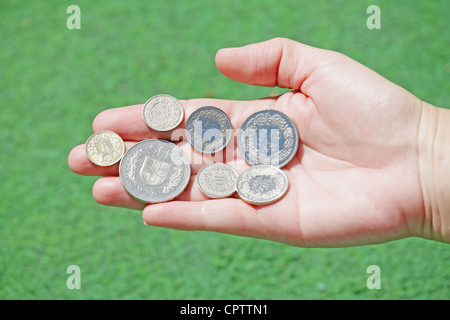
[238,110,299,168]
[143,94,184,132]
[85,130,125,167]
[196,163,238,198]
[236,165,289,205]
[119,139,191,203]
[185,106,232,154]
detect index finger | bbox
[91,98,280,142]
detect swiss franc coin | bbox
[185,106,232,154]
[238,110,298,168]
[85,130,125,167]
[236,165,289,205]
[119,139,191,203]
[196,163,238,198]
[143,94,184,131]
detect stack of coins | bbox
[85,94,299,206]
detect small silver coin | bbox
[143,94,184,132]
[185,106,232,154]
[85,130,125,167]
[196,163,238,198]
[238,110,299,168]
[236,165,289,205]
[119,139,191,203]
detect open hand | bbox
[68,38,430,247]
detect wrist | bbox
[418,102,450,243]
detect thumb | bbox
[215,37,332,90]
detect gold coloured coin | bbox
[85,130,125,167]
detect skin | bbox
[68,37,450,247]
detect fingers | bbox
[91,172,243,209]
[142,199,266,238]
[92,98,279,144]
[68,97,283,177]
[92,104,177,142]
[215,37,336,91]
[69,138,248,177]
[93,177,146,210]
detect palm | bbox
[69,38,424,247]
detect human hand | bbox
[68,37,449,247]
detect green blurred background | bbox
[1,0,449,300]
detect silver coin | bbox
[85,130,125,167]
[143,94,184,132]
[119,139,191,203]
[238,110,299,168]
[185,106,232,154]
[196,163,238,198]
[236,165,289,205]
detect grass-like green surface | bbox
[1,0,449,299]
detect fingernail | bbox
[143,220,148,226]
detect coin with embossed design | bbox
[143,94,184,132]
[236,165,289,205]
[238,110,298,168]
[196,163,238,198]
[119,139,191,203]
[86,130,125,167]
[185,106,232,154]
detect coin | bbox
[236,165,289,205]
[196,163,238,198]
[143,94,184,132]
[185,106,232,154]
[119,139,191,203]
[85,130,125,167]
[238,110,299,168]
